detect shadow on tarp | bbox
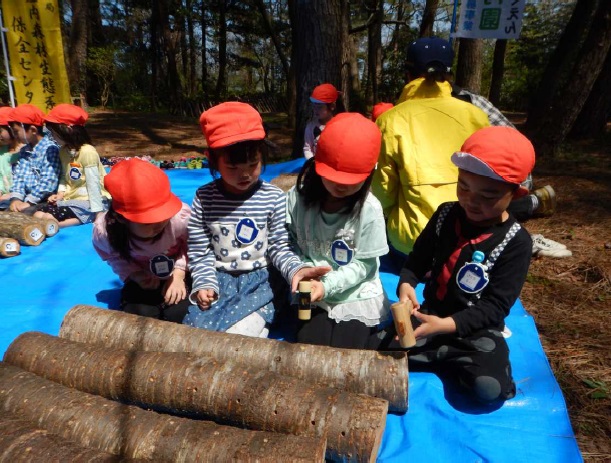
[0,159,582,463]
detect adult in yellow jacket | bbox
[372,37,489,258]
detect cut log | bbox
[0,211,59,237]
[59,305,409,412]
[0,237,20,257]
[0,411,127,462]
[0,363,326,462]
[0,220,44,246]
[4,332,387,462]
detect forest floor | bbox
[87,108,610,462]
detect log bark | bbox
[0,411,126,462]
[5,332,385,462]
[0,237,20,257]
[0,220,45,246]
[59,305,409,412]
[0,363,326,462]
[0,211,59,237]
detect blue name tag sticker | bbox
[331,239,354,266]
[69,166,82,180]
[456,262,489,294]
[235,217,258,245]
[150,254,175,278]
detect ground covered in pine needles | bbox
[88,109,610,462]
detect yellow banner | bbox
[2,0,71,111]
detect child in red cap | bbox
[33,104,111,228]
[92,158,192,323]
[382,126,535,404]
[185,102,329,337]
[0,107,24,200]
[303,83,339,159]
[1,104,60,213]
[287,112,391,349]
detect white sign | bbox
[452,0,526,40]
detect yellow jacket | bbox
[372,77,490,255]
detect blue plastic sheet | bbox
[0,160,582,462]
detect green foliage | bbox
[86,46,118,108]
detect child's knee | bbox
[473,375,516,403]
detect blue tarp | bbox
[1,160,582,462]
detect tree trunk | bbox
[291,0,346,157]
[366,0,383,107]
[187,0,197,96]
[0,237,20,257]
[59,305,409,413]
[5,332,387,462]
[0,220,45,246]
[419,0,439,38]
[68,0,89,105]
[0,411,122,462]
[455,38,483,94]
[201,1,208,91]
[215,0,228,100]
[0,211,59,237]
[0,363,326,462]
[340,0,352,112]
[526,1,611,156]
[287,0,298,129]
[488,39,507,106]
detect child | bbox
[391,126,535,403]
[1,104,60,213]
[0,106,24,200]
[34,104,111,228]
[287,112,391,349]
[92,159,192,323]
[303,83,339,159]
[184,102,329,338]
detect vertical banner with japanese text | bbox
[452,0,526,40]
[1,0,71,110]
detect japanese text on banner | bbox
[2,0,71,110]
[453,0,526,40]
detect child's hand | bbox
[412,312,456,339]
[309,280,325,302]
[195,289,217,310]
[162,270,187,305]
[291,266,332,293]
[47,192,64,204]
[9,200,30,212]
[397,283,420,311]
[130,270,160,290]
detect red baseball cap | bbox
[199,102,265,149]
[9,104,45,126]
[44,104,89,126]
[451,126,535,194]
[372,102,394,122]
[310,83,339,104]
[315,113,381,185]
[0,106,13,126]
[104,158,183,223]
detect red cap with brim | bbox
[9,104,45,126]
[105,158,183,223]
[310,83,339,104]
[44,104,89,126]
[315,113,381,185]
[199,102,265,149]
[0,107,13,126]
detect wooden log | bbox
[0,220,44,246]
[5,332,386,462]
[0,411,127,462]
[0,211,59,237]
[59,305,409,412]
[0,362,326,462]
[0,237,20,257]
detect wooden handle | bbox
[390,301,416,348]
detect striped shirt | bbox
[10,134,60,204]
[188,179,304,295]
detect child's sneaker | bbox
[531,234,572,258]
[533,185,556,217]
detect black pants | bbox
[121,278,190,323]
[507,195,536,222]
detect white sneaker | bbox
[531,234,572,258]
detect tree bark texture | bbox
[0,211,59,237]
[488,39,507,106]
[0,363,326,462]
[67,0,89,103]
[0,220,45,246]
[0,411,124,462]
[0,237,20,257]
[455,38,483,94]
[419,0,439,38]
[5,332,387,462]
[59,305,409,412]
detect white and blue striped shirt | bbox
[188,179,304,295]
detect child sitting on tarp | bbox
[0,107,24,201]
[384,126,534,404]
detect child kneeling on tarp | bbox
[385,126,534,403]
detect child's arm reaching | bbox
[162,268,187,305]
